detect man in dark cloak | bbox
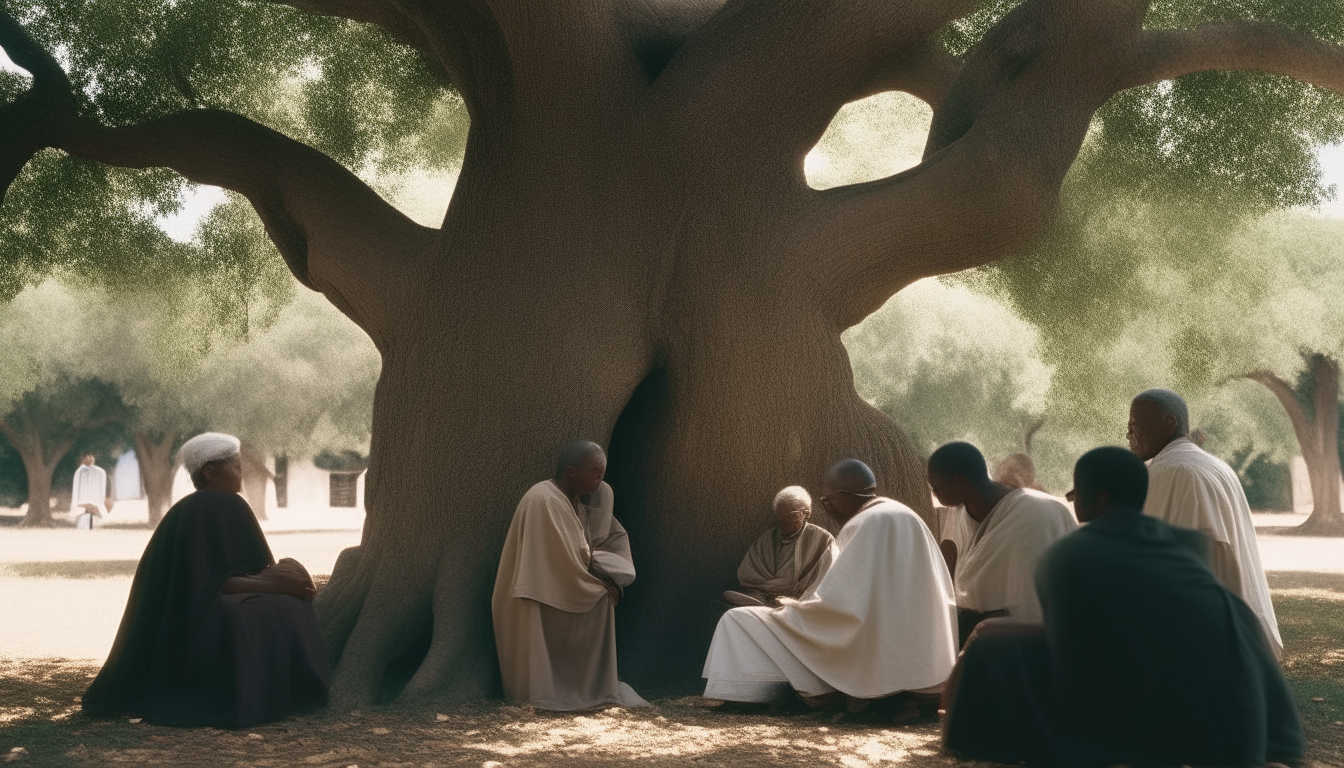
[83,432,328,727]
[943,446,1303,767]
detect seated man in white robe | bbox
[722,486,836,607]
[491,440,648,710]
[1128,388,1283,657]
[72,453,111,529]
[928,442,1077,647]
[703,459,957,719]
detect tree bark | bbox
[0,421,73,528]
[132,430,177,527]
[240,445,273,522]
[1248,355,1344,537]
[5,2,1344,703]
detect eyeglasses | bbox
[818,488,878,508]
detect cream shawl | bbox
[1144,438,1282,656]
[736,522,836,599]
[954,488,1077,620]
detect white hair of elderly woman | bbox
[178,432,242,476]
[772,485,812,511]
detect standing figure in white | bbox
[72,453,111,530]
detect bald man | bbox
[928,443,1076,647]
[492,440,648,710]
[703,460,956,719]
[1129,388,1281,656]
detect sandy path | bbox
[0,510,1339,661]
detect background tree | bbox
[3,0,1344,703]
[0,282,126,525]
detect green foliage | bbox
[0,0,466,327]
[950,0,1344,433]
[313,448,368,473]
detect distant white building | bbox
[113,450,142,500]
[169,454,366,513]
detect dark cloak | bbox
[944,510,1303,767]
[83,490,328,727]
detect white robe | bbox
[935,505,980,567]
[1143,438,1282,657]
[954,488,1077,621]
[72,464,107,528]
[702,498,958,702]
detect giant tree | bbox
[3,0,1344,703]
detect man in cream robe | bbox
[928,443,1076,646]
[724,486,836,607]
[492,441,647,710]
[72,454,110,530]
[703,460,956,707]
[1129,389,1282,656]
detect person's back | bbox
[1129,388,1281,655]
[1039,510,1300,767]
[944,446,1302,767]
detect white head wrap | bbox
[178,432,242,476]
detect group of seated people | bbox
[81,388,1304,767]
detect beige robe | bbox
[954,488,1077,621]
[1144,438,1282,657]
[736,522,836,600]
[703,498,958,702]
[492,480,648,710]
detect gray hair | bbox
[772,485,812,511]
[1133,388,1190,436]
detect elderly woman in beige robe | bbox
[722,486,836,608]
[491,440,648,710]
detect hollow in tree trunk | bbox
[4,1,1344,703]
[1248,354,1344,537]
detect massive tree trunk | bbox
[131,430,177,527]
[4,1,1344,703]
[0,421,74,527]
[1248,354,1344,537]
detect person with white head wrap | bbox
[178,432,242,480]
[84,431,328,726]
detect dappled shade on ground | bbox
[3,569,1343,766]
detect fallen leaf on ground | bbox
[248,733,264,739]
[128,718,142,723]
[370,727,389,735]
[1312,697,1326,702]
[436,713,449,721]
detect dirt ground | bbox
[2,510,1344,767]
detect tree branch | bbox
[802,1,1344,328]
[1127,22,1344,94]
[851,36,962,108]
[1246,369,1319,460]
[0,9,433,336]
[652,0,974,170]
[278,0,513,130]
